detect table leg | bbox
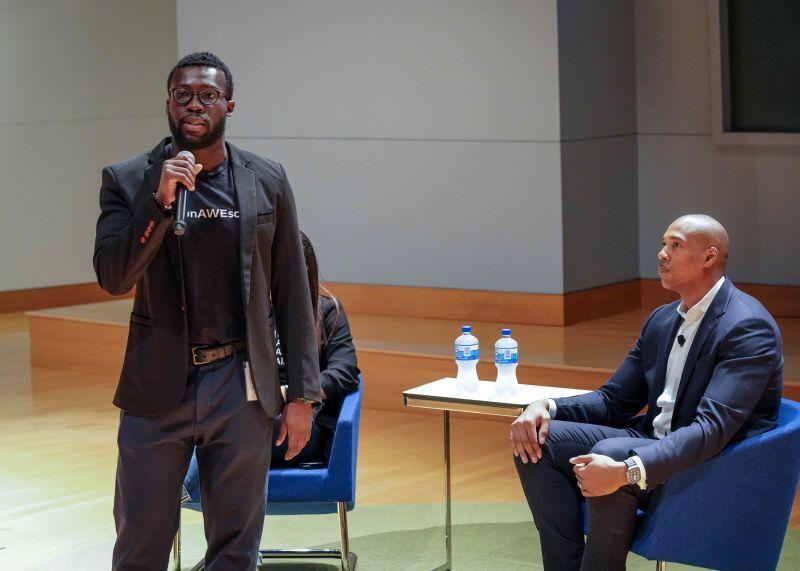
[433,409,452,571]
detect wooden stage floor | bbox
[0,311,525,568]
[3,306,799,567]
[26,299,800,408]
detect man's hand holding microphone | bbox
[155,150,203,235]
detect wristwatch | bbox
[624,457,642,487]
[293,396,316,406]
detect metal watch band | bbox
[624,457,641,485]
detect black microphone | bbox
[677,334,686,347]
[173,150,195,236]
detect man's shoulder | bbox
[228,144,284,180]
[727,283,773,317]
[104,151,151,178]
[723,283,780,334]
[104,138,166,175]
[642,299,681,330]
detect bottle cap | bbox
[501,328,511,336]
[461,325,472,334]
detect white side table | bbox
[403,378,589,570]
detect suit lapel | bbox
[651,308,683,402]
[674,279,733,407]
[230,144,256,309]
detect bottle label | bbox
[495,348,518,364]
[455,344,479,361]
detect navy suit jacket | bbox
[552,278,783,485]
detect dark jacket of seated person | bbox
[272,293,360,467]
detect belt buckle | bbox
[191,346,213,366]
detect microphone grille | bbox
[177,150,195,163]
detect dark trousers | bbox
[515,420,659,571]
[112,354,272,571]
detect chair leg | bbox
[337,502,357,570]
[259,506,356,568]
[656,561,666,571]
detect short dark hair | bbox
[167,52,234,99]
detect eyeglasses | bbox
[168,87,224,106]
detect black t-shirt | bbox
[179,155,246,345]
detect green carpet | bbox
[172,503,800,570]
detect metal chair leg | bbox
[256,506,357,569]
[337,502,357,571]
[656,561,666,571]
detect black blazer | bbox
[553,278,783,485]
[93,138,321,417]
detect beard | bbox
[168,112,226,151]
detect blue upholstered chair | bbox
[582,398,800,570]
[174,381,362,571]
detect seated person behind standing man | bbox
[272,231,360,467]
[182,232,358,499]
[511,214,782,571]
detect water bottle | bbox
[494,328,518,396]
[454,325,479,394]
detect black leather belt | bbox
[190,340,247,366]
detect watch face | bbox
[628,468,641,484]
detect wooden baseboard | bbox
[0,282,132,313]
[328,280,642,326]
[639,279,680,311]
[327,282,566,326]
[7,278,798,323]
[640,279,800,318]
[563,279,641,324]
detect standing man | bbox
[94,52,321,570]
[511,214,782,570]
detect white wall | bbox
[0,0,176,291]
[177,0,567,293]
[635,0,800,285]
[558,0,640,292]
[7,1,795,296]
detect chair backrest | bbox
[324,380,362,492]
[632,398,800,570]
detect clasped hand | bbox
[569,454,628,497]
[510,400,627,497]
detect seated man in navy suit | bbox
[512,214,783,570]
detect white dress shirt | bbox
[652,276,725,439]
[546,276,726,488]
